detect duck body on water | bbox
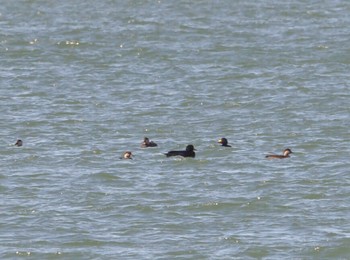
[218,137,231,147]
[141,137,157,148]
[165,144,196,158]
[265,148,293,159]
[121,151,133,159]
[15,139,23,147]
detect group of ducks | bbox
[14,137,292,160]
[120,137,293,160]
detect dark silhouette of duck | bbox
[15,139,23,147]
[165,144,196,158]
[218,137,231,147]
[141,137,157,148]
[265,148,292,159]
[120,151,133,159]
